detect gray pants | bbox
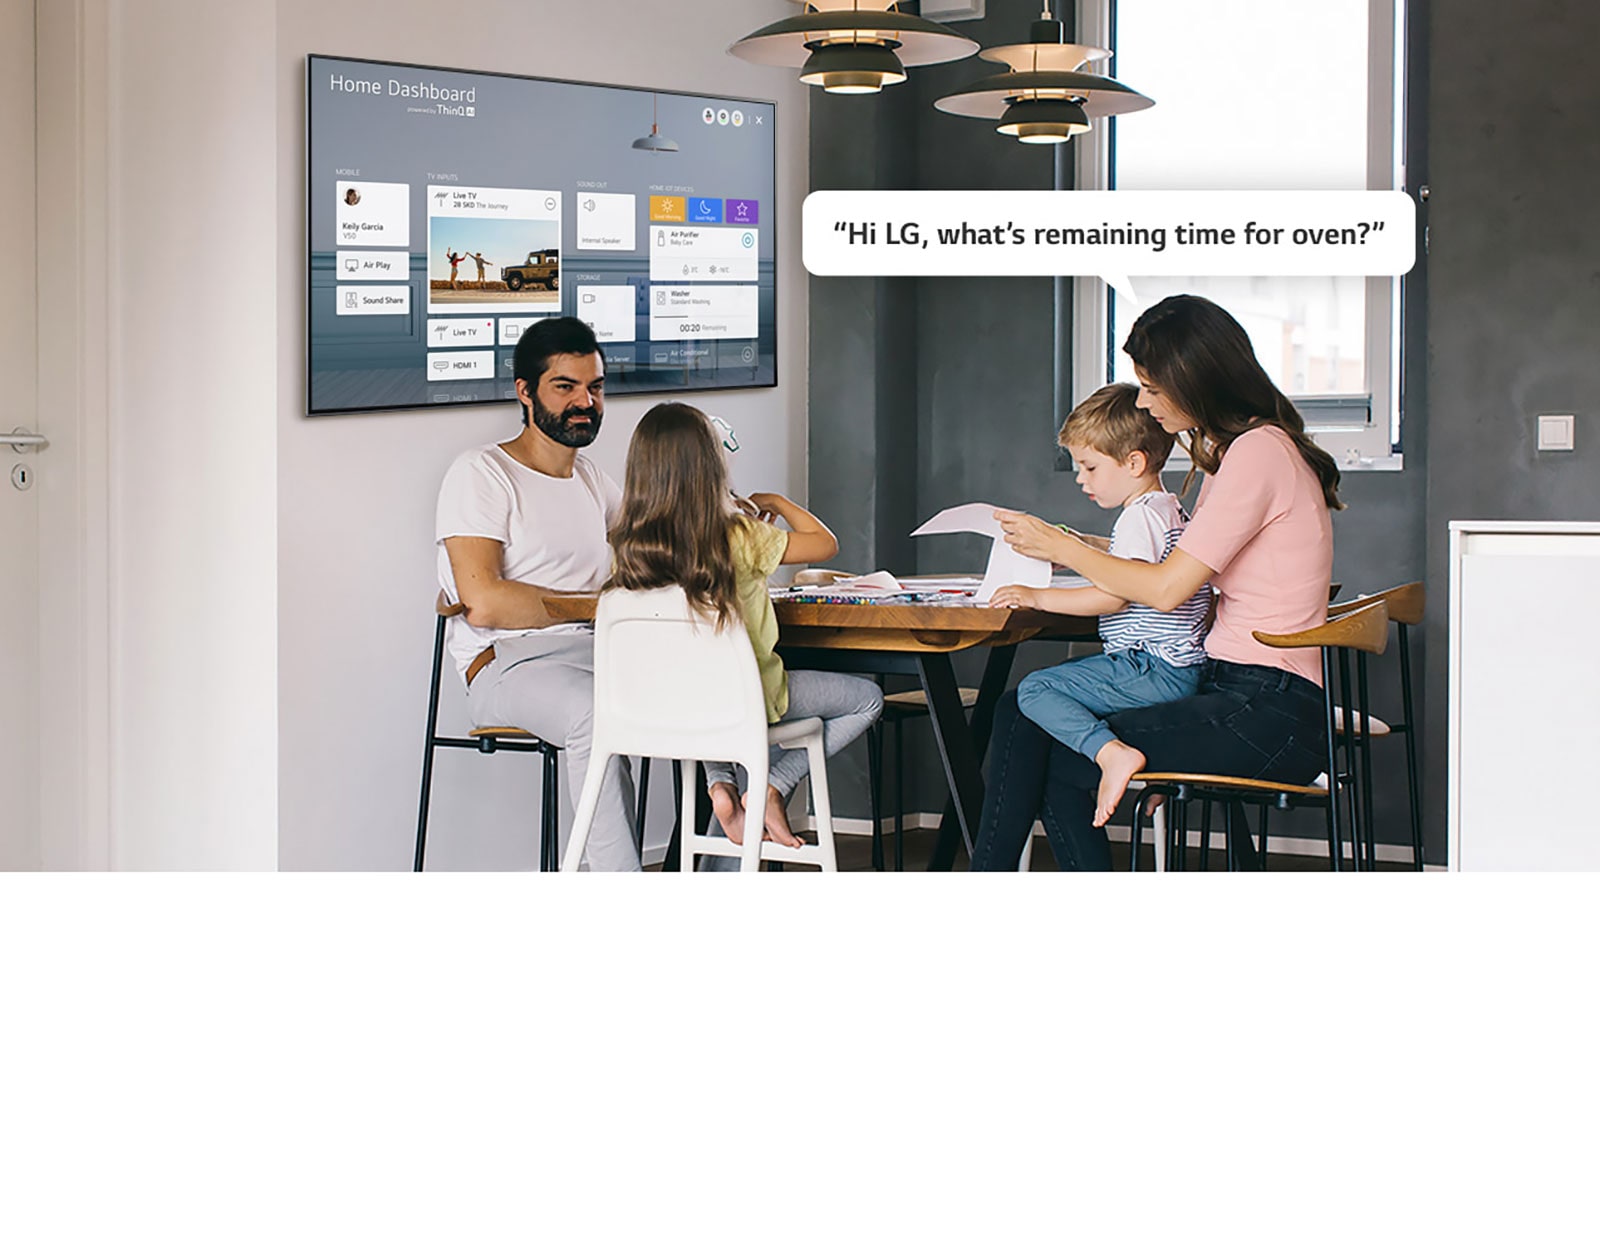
[697,669,882,870]
[466,630,640,872]
[704,669,884,797]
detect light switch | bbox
[1537,413,1575,452]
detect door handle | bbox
[3,429,47,451]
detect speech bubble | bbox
[803,190,1416,298]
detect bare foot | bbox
[759,785,804,848]
[1093,740,1147,828]
[709,781,748,845]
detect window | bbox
[1071,0,1407,468]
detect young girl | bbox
[607,403,883,849]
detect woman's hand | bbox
[994,509,1077,567]
[987,584,1040,610]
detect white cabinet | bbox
[1449,522,1600,869]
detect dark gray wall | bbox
[1420,0,1600,850]
[809,0,1596,861]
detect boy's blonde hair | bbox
[1058,382,1176,473]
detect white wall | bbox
[273,0,809,868]
[97,0,281,867]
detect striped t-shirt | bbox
[1097,490,1210,667]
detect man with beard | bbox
[436,317,640,870]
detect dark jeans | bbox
[969,659,1329,871]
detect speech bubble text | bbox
[803,190,1416,296]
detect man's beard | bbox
[530,395,603,448]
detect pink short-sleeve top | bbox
[1174,425,1334,686]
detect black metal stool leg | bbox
[1226,802,1259,871]
[893,718,906,872]
[866,725,885,871]
[541,747,560,872]
[1198,801,1213,870]
[634,757,651,859]
[415,742,436,872]
[1323,648,1343,871]
[1399,623,1424,870]
[663,759,684,871]
[1130,791,1147,871]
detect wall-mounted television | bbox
[306,55,777,415]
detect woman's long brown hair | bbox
[606,402,744,626]
[1123,294,1344,510]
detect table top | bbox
[543,593,1099,653]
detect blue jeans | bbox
[970,659,1328,872]
[1017,650,1203,759]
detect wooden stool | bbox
[1329,582,1426,869]
[414,595,567,870]
[1128,602,1390,871]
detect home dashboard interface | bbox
[306,55,777,414]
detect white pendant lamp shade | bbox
[730,0,978,95]
[934,12,1152,143]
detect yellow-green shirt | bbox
[729,517,790,722]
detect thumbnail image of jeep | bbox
[502,249,560,292]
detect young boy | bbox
[989,383,1211,809]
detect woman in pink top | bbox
[971,295,1341,871]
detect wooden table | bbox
[545,593,1098,870]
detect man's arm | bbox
[443,536,559,631]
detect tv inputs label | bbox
[425,350,496,379]
[337,285,411,316]
[649,285,758,341]
[337,180,411,247]
[427,318,495,347]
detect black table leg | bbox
[925,645,1018,872]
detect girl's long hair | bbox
[1123,295,1344,510]
[607,402,744,626]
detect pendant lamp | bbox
[934,3,1152,144]
[729,0,978,96]
[631,92,680,152]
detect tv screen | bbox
[305,54,777,415]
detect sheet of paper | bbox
[911,502,1050,604]
[977,543,1051,604]
[832,570,902,592]
[911,502,1006,540]
[898,576,984,591]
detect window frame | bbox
[1067,0,1408,471]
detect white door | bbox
[0,0,38,869]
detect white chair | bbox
[561,585,837,872]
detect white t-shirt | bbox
[1097,489,1211,667]
[435,443,622,682]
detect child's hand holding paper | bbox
[911,502,1052,604]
